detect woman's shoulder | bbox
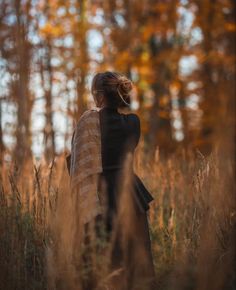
[120,112,140,142]
[81,108,99,119]
[121,111,140,121]
[78,108,99,124]
[73,109,100,134]
[121,112,140,128]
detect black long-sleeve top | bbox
[99,106,140,171]
[98,107,153,231]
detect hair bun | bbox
[118,76,133,95]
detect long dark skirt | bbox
[81,171,156,290]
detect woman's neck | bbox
[101,106,118,111]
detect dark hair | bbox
[91,71,133,108]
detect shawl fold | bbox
[69,108,103,225]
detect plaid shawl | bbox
[69,108,103,225]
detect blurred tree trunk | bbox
[147,1,180,158]
[196,0,215,155]
[0,3,6,164]
[40,41,56,162]
[13,0,33,165]
[149,75,173,158]
[218,0,236,157]
[0,99,4,164]
[75,0,88,120]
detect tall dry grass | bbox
[0,143,235,290]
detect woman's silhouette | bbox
[69,71,156,290]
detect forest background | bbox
[0,0,235,162]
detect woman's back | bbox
[99,106,140,171]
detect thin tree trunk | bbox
[0,99,4,165]
[75,0,89,120]
[40,41,56,162]
[13,0,32,165]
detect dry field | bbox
[0,143,235,290]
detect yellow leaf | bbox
[40,22,64,38]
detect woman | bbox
[69,71,156,290]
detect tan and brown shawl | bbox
[69,108,103,226]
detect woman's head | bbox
[91,71,133,108]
